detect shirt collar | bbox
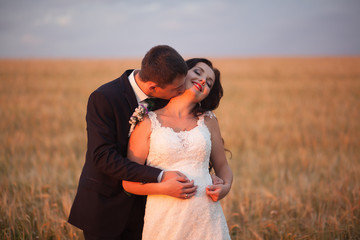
[128,70,149,103]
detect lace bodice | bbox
[146,111,212,177]
[142,111,230,240]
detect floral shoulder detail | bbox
[204,111,216,119]
[128,104,149,137]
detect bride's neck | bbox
[162,94,196,118]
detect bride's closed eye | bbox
[194,69,201,75]
[194,68,212,88]
[204,76,213,88]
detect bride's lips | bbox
[192,82,203,92]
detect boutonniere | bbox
[128,104,149,136]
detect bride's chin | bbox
[182,89,196,96]
[175,91,195,102]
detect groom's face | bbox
[151,74,186,99]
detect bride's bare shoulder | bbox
[131,115,151,137]
[203,111,219,131]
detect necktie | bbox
[142,98,169,111]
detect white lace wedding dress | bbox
[142,111,230,240]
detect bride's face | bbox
[185,62,215,102]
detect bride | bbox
[123,58,233,240]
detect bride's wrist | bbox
[220,183,231,196]
[157,182,167,195]
[222,182,231,189]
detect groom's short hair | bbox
[140,45,188,88]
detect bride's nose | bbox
[199,79,206,86]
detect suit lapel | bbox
[119,70,138,111]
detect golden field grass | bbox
[0,57,359,239]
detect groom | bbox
[68,45,197,239]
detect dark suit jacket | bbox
[68,70,162,238]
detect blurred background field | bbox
[0,58,359,239]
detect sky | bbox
[0,0,360,58]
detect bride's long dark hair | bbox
[186,58,231,171]
[185,58,223,116]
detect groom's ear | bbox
[146,81,158,93]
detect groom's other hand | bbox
[161,171,197,199]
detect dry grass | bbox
[1,57,359,239]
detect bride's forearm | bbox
[216,165,233,188]
[122,180,164,195]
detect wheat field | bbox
[0,58,359,239]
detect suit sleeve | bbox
[86,90,161,183]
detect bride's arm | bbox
[205,116,233,201]
[122,116,160,195]
[123,116,196,198]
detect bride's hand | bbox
[205,183,230,202]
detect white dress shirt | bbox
[128,70,149,103]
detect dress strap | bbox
[197,111,216,126]
[204,111,216,119]
[148,111,161,130]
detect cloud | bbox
[142,2,161,12]
[182,2,201,15]
[35,13,72,27]
[160,21,183,30]
[0,0,359,57]
[55,15,72,26]
[21,34,43,45]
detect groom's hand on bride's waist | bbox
[160,171,197,199]
[161,170,189,182]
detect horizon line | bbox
[1,53,360,61]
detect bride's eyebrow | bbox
[198,66,214,82]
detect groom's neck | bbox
[134,70,150,96]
